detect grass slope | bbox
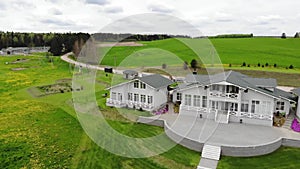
[100,38,300,71]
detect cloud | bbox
[49,8,63,15]
[148,4,173,14]
[40,18,74,27]
[85,0,109,6]
[0,2,6,10]
[104,6,123,14]
[12,1,36,9]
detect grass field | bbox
[1,52,300,169]
[100,38,300,72]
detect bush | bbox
[229,64,232,67]
[190,59,198,69]
[289,65,294,69]
[262,65,265,68]
[247,64,250,67]
[258,63,261,67]
[265,63,269,67]
[162,63,167,69]
[274,64,277,68]
[242,62,246,67]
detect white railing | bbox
[209,91,239,100]
[240,112,272,120]
[108,99,152,109]
[180,105,208,113]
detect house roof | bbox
[138,74,174,89]
[179,71,296,102]
[292,88,300,96]
[123,70,138,75]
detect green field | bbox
[1,51,300,168]
[100,38,300,72]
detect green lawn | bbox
[1,53,300,169]
[100,38,300,72]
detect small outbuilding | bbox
[123,70,138,80]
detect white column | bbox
[297,97,300,118]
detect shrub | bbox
[242,62,246,67]
[262,65,265,68]
[274,64,277,68]
[190,59,198,69]
[162,63,167,69]
[258,63,261,67]
[289,65,294,69]
[247,64,250,67]
[265,63,269,67]
[229,64,232,67]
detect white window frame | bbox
[112,92,116,100]
[147,96,153,104]
[202,96,207,108]
[141,94,146,103]
[276,101,285,111]
[134,94,139,102]
[140,82,146,89]
[177,93,182,101]
[134,81,139,88]
[193,95,201,107]
[184,94,192,106]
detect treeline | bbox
[0,31,90,56]
[210,34,254,39]
[93,33,191,42]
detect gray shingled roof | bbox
[179,71,295,101]
[243,78,277,87]
[123,70,138,75]
[292,88,300,96]
[138,74,174,89]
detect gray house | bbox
[107,74,174,112]
[123,70,138,80]
[172,71,295,126]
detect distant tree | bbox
[274,64,277,68]
[295,32,300,38]
[247,64,250,67]
[265,63,269,67]
[262,65,265,68]
[183,61,188,70]
[242,62,246,67]
[281,33,287,39]
[258,63,261,67]
[289,65,294,69]
[162,63,167,69]
[229,64,232,67]
[49,36,63,56]
[190,59,198,69]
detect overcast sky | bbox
[0,0,299,36]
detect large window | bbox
[261,101,271,115]
[177,93,182,101]
[134,94,139,102]
[117,93,122,101]
[128,93,133,101]
[112,92,116,100]
[184,94,192,106]
[134,81,139,88]
[276,101,285,111]
[148,96,153,104]
[241,102,249,112]
[193,95,201,107]
[141,95,146,103]
[211,85,219,91]
[202,96,207,108]
[251,100,260,113]
[140,82,146,89]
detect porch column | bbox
[237,89,242,117]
